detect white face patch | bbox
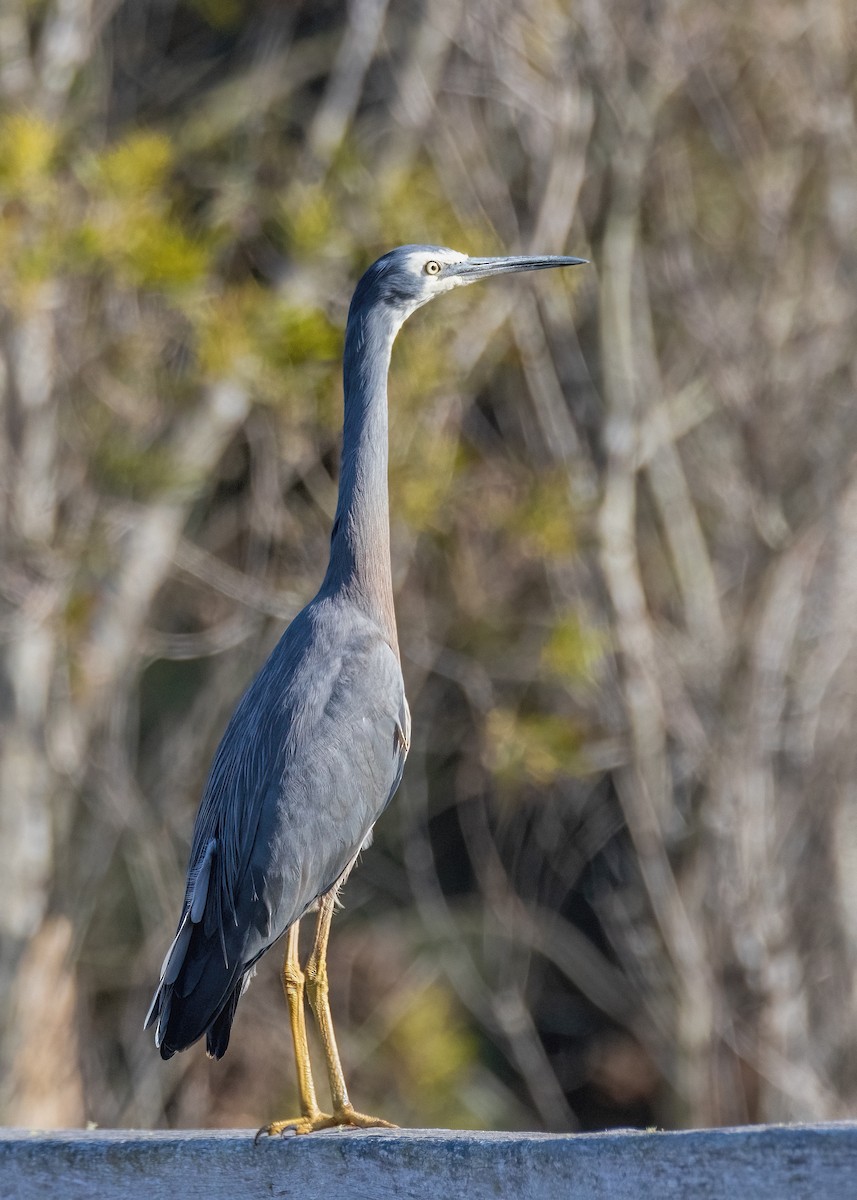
[402,247,470,295]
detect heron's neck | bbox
[322,303,400,651]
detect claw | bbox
[255,1105,395,1141]
[255,1111,333,1141]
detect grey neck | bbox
[321,302,400,652]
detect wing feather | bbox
[145,597,409,1057]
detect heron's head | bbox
[350,244,587,329]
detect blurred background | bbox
[1,0,857,1134]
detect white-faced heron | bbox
[145,244,587,1135]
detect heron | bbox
[145,244,586,1136]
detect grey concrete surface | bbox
[2,1123,856,1199]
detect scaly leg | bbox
[256,922,335,1139]
[304,890,395,1130]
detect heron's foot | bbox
[330,1104,396,1131]
[255,1109,334,1140]
[255,1105,395,1140]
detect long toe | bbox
[255,1110,336,1140]
[255,1106,396,1141]
[331,1105,396,1130]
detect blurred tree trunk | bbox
[0,301,250,1121]
[577,0,857,1125]
[0,7,254,1120]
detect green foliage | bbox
[63,585,99,642]
[279,185,340,257]
[389,982,482,1128]
[686,129,750,252]
[256,298,342,372]
[387,325,466,534]
[92,436,197,500]
[94,132,174,197]
[541,611,605,685]
[507,471,578,559]
[0,117,213,301]
[79,133,211,290]
[193,285,341,407]
[374,163,497,256]
[113,213,211,289]
[389,323,453,410]
[0,113,58,194]
[193,287,258,376]
[391,431,462,532]
[485,707,587,786]
[186,0,243,30]
[0,114,63,300]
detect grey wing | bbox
[145,607,408,1059]
[143,645,302,1057]
[249,624,409,939]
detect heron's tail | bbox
[145,834,245,1058]
[145,849,241,1058]
[204,979,244,1059]
[144,918,246,1060]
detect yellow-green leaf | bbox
[96,132,174,197]
[485,707,585,786]
[541,612,605,684]
[0,113,58,194]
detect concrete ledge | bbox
[2,1123,857,1199]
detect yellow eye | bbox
[424,260,441,275]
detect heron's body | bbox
[146,243,585,1133]
[151,596,408,1059]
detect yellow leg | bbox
[256,922,334,1140]
[304,891,395,1130]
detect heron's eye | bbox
[424,260,442,276]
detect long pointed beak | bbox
[448,254,588,283]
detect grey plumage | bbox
[145,244,585,1075]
